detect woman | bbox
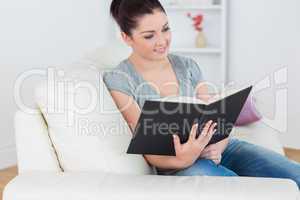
[103,0,300,188]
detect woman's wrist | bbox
[173,157,193,169]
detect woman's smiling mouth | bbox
[154,47,167,54]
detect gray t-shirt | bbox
[103,53,204,108]
[103,53,204,175]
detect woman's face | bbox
[122,9,172,61]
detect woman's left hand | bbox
[199,138,229,165]
[195,82,229,165]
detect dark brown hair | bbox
[110,0,166,36]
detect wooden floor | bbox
[0,166,17,200]
[284,148,300,163]
[0,149,299,200]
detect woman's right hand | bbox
[173,120,217,169]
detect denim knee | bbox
[294,175,300,189]
[174,159,238,177]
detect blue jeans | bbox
[157,139,300,189]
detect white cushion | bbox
[83,39,131,70]
[232,121,285,155]
[14,110,61,173]
[35,65,152,174]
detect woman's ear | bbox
[121,32,133,47]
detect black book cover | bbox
[127,86,253,156]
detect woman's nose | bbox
[156,34,167,47]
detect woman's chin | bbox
[153,50,169,59]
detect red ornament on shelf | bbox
[187,12,204,32]
[186,12,206,48]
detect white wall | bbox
[228,0,300,148]
[0,0,111,169]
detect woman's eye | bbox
[144,35,154,39]
[143,27,170,39]
[163,27,170,32]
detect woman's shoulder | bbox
[169,53,191,61]
[169,53,198,69]
[103,58,135,80]
[106,59,131,73]
[102,59,136,97]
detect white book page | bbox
[150,96,208,105]
[150,86,250,105]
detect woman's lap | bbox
[173,158,237,176]
[160,138,300,189]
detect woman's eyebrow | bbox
[140,22,169,34]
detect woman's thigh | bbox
[173,159,238,177]
[221,138,300,188]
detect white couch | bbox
[4,42,300,200]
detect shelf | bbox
[170,47,222,54]
[165,5,222,11]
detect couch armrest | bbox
[232,121,285,155]
[4,172,299,200]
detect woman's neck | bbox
[128,53,170,72]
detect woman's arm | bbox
[109,90,185,169]
[195,82,230,164]
[195,82,212,102]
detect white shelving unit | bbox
[163,0,228,85]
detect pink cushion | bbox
[235,96,262,126]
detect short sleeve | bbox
[187,58,204,88]
[103,70,135,98]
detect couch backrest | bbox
[33,43,153,174]
[15,41,154,174]
[82,39,131,70]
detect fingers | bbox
[201,150,219,159]
[212,158,221,165]
[208,122,217,136]
[188,123,199,143]
[201,144,215,154]
[201,148,212,156]
[201,147,216,156]
[197,121,217,144]
[206,122,217,142]
[173,134,182,154]
[201,150,222,163]
[202,120,213,137]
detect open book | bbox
[127,86,253,156]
